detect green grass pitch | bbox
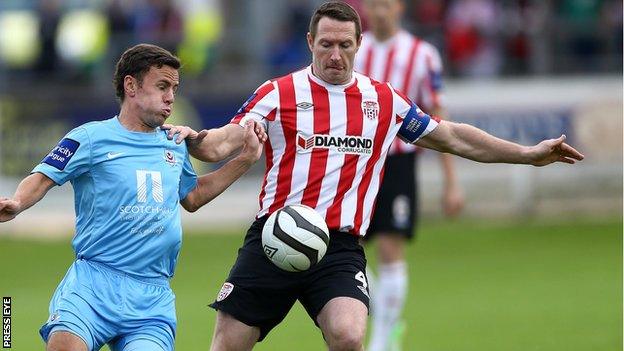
[0,217,621,350]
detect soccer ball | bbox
[261,204,330,272]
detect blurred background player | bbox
[355,1,464,350]
[0,44,262,351]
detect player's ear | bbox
[307,32,314,51]
[124,75,137,98]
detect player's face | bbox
[364,0,403,35]
[307,17,361,85]
[133,65,179,128]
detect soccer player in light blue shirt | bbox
[0,44,263,351]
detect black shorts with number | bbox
[209,216,370,342]
[366,152,418,240]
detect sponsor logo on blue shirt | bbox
[42,138,80,170]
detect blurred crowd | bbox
[0,0,222,82]
[0,0,620,84]
[274,0,622,77]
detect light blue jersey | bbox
[33,116,197,279]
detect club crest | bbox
[216,282,234,302]
[362,100,379,120]
[164,150,176,165]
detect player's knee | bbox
[328,333,364,351]
[325,325,365,351]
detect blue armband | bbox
[397,104,431,143]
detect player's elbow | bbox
[185,204,199,213]
[181,197,199,213]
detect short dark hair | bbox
[309,1,362,40]
[113,44,181,102]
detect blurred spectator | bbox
[133,0,183,54]
[175,0,223,75]
[266,1,312,76]
[445,0,502,77]
[35,0,61,75]
[501,0,550,75]
[408,0,448,48]
[106,0,135,60]
[411,0,447,28]
[557,0,603,69]
[600,0,623,63]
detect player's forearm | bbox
[12,173,55,214]
[421,122,532,164]
[448,123,532,163]
[183,156,254,212]
[190,125,244,162]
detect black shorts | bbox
[209,216,370,342]
[366,152,418,240]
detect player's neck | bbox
[372,26,399,43]
[117,106,158,133]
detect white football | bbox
[261,204,330,272]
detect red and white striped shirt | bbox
[231,66,437,236]
[355,30,445,155]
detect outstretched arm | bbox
[163,122,267,162]
[416,121,584,166]
[181,121,263,212]
[0,173,56,222]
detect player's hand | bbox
[442,184,464,218]
[238,121,263,163]
[528,135,584,167]
[161,124,208,146]
[0,197,21,222]
[253,121,268,143]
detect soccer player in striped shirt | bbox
[355,1,463,350]
[167,2,582,350]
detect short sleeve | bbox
[178,151,198,200]
[392,85,415,119]
[32,127,92,185]
[230,80,278,129]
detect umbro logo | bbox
[107,152,124,159]
[296,102,313,110]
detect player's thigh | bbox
[210,311,260,351]
[299,233,370,323]
[46,330,88,351]
[317,297,368,348]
